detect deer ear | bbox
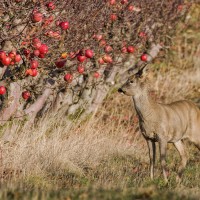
[136,64,149,78]
[141,66,149,78]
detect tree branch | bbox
[0,82,21,124]
[24,88,52,116]
[119,44,162,83]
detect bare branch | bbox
[24,88,52,116]
[0,82,21,124]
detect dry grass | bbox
[0,93,147,187]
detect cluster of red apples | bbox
[0,0,155,99]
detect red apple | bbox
[109,0,116,5]
[24,49,31,57]
[77,65,84,74]
[55,20,60,26]
[39,44,48,54]
[55,59,66,68]
[1,56,11,66]
[0,51,6,61]
[38,53,45,58]
[21,41,29,46]
[30,60,39,69]
[59,21,69,30]
[25,69,31,76]
[110,14,117,21]
[64,73,73,83]
[69,52,76,59]
[139,32,147,38]
[32,12,43,22]
[178,4,183,11]
[94,72,100,78]
[8,51,16,60]
[26,68,38,77]
[31,69,38,77]
[77,55,86,62]
[22,91,31,100]
[33,41,41,49]
[85,49,94,58]
[99,39,107,47]
[104,45,113,53]
[127,46,135,53]
[0,86,6,95]
[121,0,128,4]
[103,54,113,63]
[98,57,105,65]
[94,34,103,41]
[128,5,134,11]
[32,38,40,44]
[45,30,54,37]
[33,49,40,56]
[43,15,54,26]
[46,2,56,10]
[121,46,127,53]
[15,54,21,62]
[141,54,148,61]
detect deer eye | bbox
[130,80,134,83]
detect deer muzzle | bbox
[118,88,125,94]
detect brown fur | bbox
[118,70,200,183]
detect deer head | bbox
[118,64,149,96]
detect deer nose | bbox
[118,88,124,93]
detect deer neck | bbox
[132,88,156,122]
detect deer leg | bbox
[158,140,168,182]
[147,140,156,180]
[174,140,187,183]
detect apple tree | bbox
[0,0,189,125]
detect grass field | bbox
[0,3,200,200]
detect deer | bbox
[118,65,200,183]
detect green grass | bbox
[0,186,196,200]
